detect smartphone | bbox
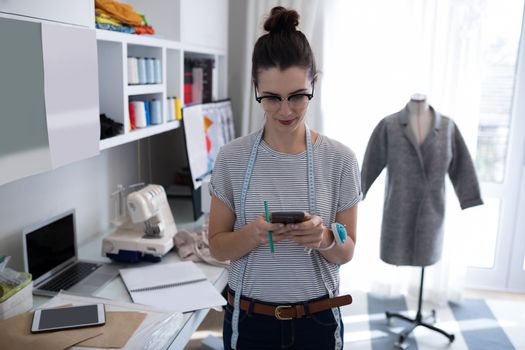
[271,211,305,224]
[31,304,106,333]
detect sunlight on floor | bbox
[438,318,518,331]
[343,329,389,342]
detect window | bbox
[324,0,524,290]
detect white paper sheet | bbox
[182,105,209,189]
[119,261,226,313]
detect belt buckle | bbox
[275,305,293,320]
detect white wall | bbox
[0,143,141,272]
[227,0,249,137]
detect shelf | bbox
[99,120,181,150]
[95,2,227,152]
[127,84,164,96]
[183,44,226,57]
[96,30,223,55]
[96,29,176,48]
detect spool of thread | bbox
[128,101,136,129]
[127,57,139,85]
[132,101,147,128]
[167,97,175,121]
[146,58,155,84]
[175,97,182,120]
[137,58,147,84]
[154,59,162,83]
[144,99,151,125]
[151,99,162,124]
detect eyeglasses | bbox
[254,83,315,113]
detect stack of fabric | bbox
[95,0,155,35]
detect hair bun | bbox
[264,6,299,34]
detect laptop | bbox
[22,209,119,297]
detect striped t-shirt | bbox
[209,130,362,303]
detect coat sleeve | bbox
[448,123,484,209]
[361,119,388,199]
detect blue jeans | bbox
[222,299,344,349]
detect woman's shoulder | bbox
[220,131,260,155]
[317,133,357,161]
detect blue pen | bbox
[263,201,275,254]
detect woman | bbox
[208,6,361,350]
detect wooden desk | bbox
[33,198,227,350]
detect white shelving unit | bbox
[96,0,228,152]
[97,30,181,150]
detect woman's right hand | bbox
[249,214,291,245]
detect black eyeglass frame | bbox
[254,82,315,104]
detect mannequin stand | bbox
[385,267,455,348]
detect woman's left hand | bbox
[287,213,325,249]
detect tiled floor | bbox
[183,289,525,350]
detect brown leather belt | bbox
[227,291,352,320]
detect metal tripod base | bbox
[386,309,455,347]
[385,267,455,348]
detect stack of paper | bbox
[119,261,226,313]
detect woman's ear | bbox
[312,72,321,84]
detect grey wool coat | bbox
[361,105,483,266]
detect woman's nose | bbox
[278,99,292,114]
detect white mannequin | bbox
[407,93,433,144]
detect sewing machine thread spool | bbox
[132,101,147,128]
[128,102,137,129]
[127,57,139,85]
[146,58,155,84]
[150,99,162,124]
[167,97,175,121]
[137,57,147,84]
[154,58,162,84]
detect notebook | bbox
[22,209,119,297]
[119,261,226,313]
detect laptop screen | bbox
[25,212,76,280]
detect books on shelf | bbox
[192,67,203,104]
[184,60,193,104]
[184,58,214,104]
[119,261,226,313]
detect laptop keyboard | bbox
[39,262,101,292]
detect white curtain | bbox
[231,0,325,136]
[322,0,485,306]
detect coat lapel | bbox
[420,106,441,152]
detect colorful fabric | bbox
[95,0,143,26]
[95,22,134,34]
[95,10,121,26]
[133,25,155,35]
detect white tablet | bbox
[31,304,106,333]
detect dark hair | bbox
[251,6,317,87]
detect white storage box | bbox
[0,274,33,320]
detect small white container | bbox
[0,281,33,320]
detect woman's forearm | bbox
[209,223,259,261]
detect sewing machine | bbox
[102,185,177,263]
